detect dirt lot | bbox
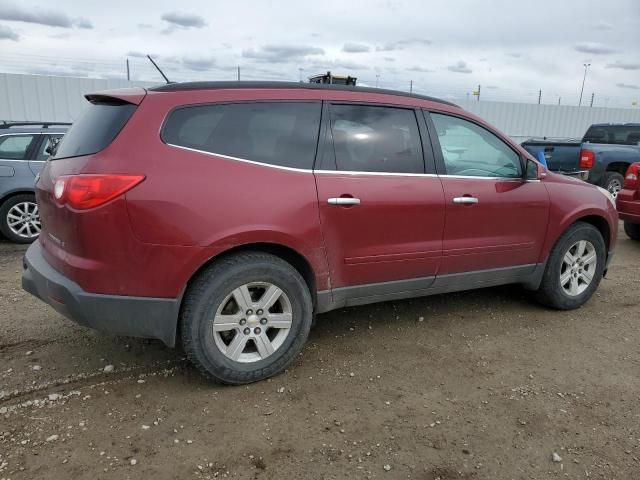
[1,229,639,480]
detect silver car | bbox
[0,122,69,243]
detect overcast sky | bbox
[0,0,639,106]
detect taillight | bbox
[624,163,640,190]
[579,149,595,169]
[53,174,145,210]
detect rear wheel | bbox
[180,252,313,384]
[0,194,41,244]
[624,221,640,241]
[535,222,606,310]
[602,172,624,200]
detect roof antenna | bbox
[147,54,171,84]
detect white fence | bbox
[1,73,639,141]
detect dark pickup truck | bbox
[522,123,640,198]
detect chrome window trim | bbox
[165,144,536,181]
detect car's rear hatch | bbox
[35,89,145,292]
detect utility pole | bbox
[558,96,561,105]
[590,92,594,107]
[579,63,591,107]
[126,58,130,81]
[237,66,240,81]
[409,80,413,93]
[375,74,380,88]
[538,89,542,104]
[477,84,481,101]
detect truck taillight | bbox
[579,149,595,169]
[53,174,145,210]
[624,163,640,190]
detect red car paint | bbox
[32,84,618,317]
[617,163,640,225]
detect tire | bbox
[180,252,313,384]
[0,194,41,244]
[535,222,606,310]
[624,221,640,241]
[602,172,624,200]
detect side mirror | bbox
[525,159,540,180]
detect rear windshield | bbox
[53,101,136,159]
[582,125,640,146]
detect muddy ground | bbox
[1,228,639,480]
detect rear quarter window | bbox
[583,125,640,145]
[161,102,322,170]
[53,102,136,159]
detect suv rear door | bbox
[315,102,445,295]
[425,111,549,276]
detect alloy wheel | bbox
[6,201,41,240]
[212,282,293,363]
[559,240,597,296]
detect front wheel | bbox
[0,194,41,244]
[624,221,640,241]
[180,252,313,384]
[535,222,606,310]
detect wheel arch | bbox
[175,242,320,348]
[574,214,611,252]
[605,162,631,176]
[0,188,36,206]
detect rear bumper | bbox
[21,241,180,347]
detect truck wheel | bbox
[624,221,640,241]
[180,252,313,384]
[0,194,41,244]
[535,222,606,310]
[602,172,624,200]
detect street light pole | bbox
[578,63,591,107]
[375,74,380,88]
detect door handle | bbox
[328,197,361,206]
[452,196,478,205]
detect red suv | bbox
[22,82,618,384]
[617,162,640,240]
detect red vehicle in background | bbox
[617,163,640,240]
[22,82,618,384]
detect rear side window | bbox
[328,104,423,174]
[53,102,136,159]
[0,135,36,160]
[583,125,640,145]
[162,102,322,170]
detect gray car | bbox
[0,122,69,243]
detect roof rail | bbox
[0,121,72,129]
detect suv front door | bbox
[425,111,549,277]
[315,103,445,300]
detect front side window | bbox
[329,104,423,174]
[430,113,522,178]
[162,102,322,170]
[0,135,36,160]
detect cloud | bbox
[161,12,207,32]
[242,45,324,63]
[617,83,639,90]
[308,59,369,71]
[138,23,153,29]
[574,42,617,55]
[74,17,93,29]
[383,57,395,62]
[606,61,640,70]
[376,38,431,51]
[593,21,613,30]
[0,3,91,29]
[342,42,370,53]
[0,23,18,40]
[447,60,472,74]
[407,66,434,73]
[182,55,217,71]
[507,52,522,58]
[127,51,148,58]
